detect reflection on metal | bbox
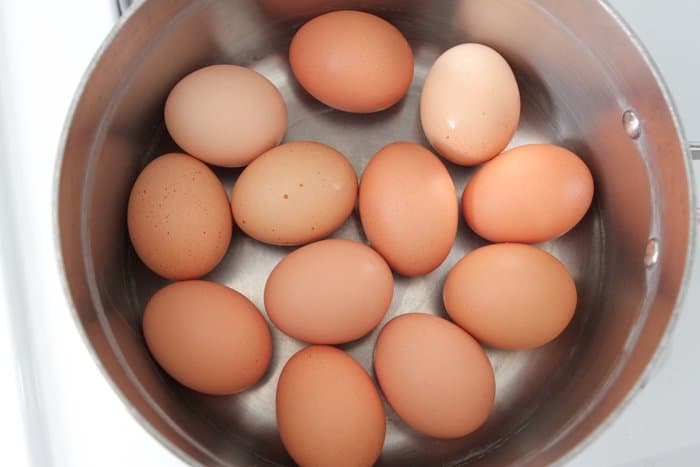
[644,238,660,268]
[622,109,642,139]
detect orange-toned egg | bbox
[165,64,287,167]
[127,153,232,280]
[463,144,594,243]
[374,313,495,438]
[265,239,393,344]
[443,244,577,350]
[277,346,386,467]
[231,141,357,245]
[420,43,520,166]
[359,142,458,276]
[143,281,272,395]
[289,10,414,113]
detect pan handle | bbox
[116,0,134,16]
[691,142,700,161]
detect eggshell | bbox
[127,153,232,280]
[165,64,287,167]
[231,141,357,245]
[463,144,594,243]
[289,10,414,113]
[265,239,393,344]
[276,346,386,467]
[443,244,577,350]
[359,142,458,276]
[420,43,520,166]
[374,313,495,439]
[143,281,272,395]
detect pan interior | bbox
[74,1,670,466]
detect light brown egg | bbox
[165,64,287,167]
[463,144,594,243]
[374,313,495,439]
[231,141,357,246]
[359,142,458,276]
[289,10,414,113]
[143,281,272,395]
[443,244,577,350]
[265,239,393,344]
[420,43,520,166]
[127,153,232,280]
[276,346,386,467]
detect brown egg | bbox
[462,144,594,243]
[142,281,272,395]
[265,239,393,344]
[374,313,495,438]
[420,43,520,166]
[165,64,287,167]
[443,243,577,350]
[231,141,357,245]
[289,10,414,113]
[359,142,458,276]
[127,153,232,280]
[276,346,386,467]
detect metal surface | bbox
[56,1,695,466]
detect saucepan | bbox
[56,0,697,465]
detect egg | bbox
[420,43,520,166]
[164,64,287,167]
[142,281,272,395]
[443,244,577,350]
[276,346,386,467]
[127,153,232,280]
[265,239,393,344]
[289,10,414,113]
[231,141,357,246]
[463,143,594,243]
[359,142,458,276]
[374,313,495,439]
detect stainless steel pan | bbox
[56,1,697,465]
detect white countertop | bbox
[0,1,698,466]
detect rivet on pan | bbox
[623,110,642,139]
[644,238,659,268]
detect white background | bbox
[0,1,698,466]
